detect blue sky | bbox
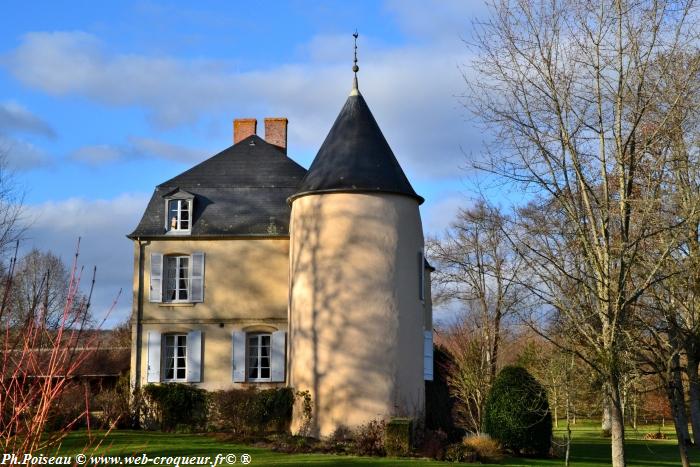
[1,0,497,326]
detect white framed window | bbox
[232,331,286,383]
[147,330,202,383]
[164,333,187,381]
[150,252,204,303]
[165,255,189,302]
[247,333,272,382]
[166,198,192,233]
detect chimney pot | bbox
[264,118,288,154]
[233,118,257,144]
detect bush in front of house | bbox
[209,387,294,435]
[463,434,504,463]
[483,365,552,456]
[353,419,386,457]
[95,374,132,428]
[142,383,208,432]
[384,418,413,457]
[444,442,477,463]
[45,383,89,432]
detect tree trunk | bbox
[609,379,626,467]
[602,392,612,434]
[686,348,700,446]
[565,391,572,467]
[671,355,692,446]
[667,379,692,467]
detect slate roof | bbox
[128,135,307,238]
[289,91,423,204]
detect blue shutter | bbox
[149,253,163,302]
[190,252,204,302]
[147,331,161,383]
[423,330,433,381]
[270,331,286,382]
[232,331,246,382]
[187,330,202,382]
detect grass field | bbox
[50,422,694,466]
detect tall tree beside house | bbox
[428,201,523,432]
[466,1,700,465]
[637,50,700,447]
[5,249,91,331]
[0,150,23,261]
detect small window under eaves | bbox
[163,188,194,235]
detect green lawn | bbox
[48,422,693,466]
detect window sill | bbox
[164,230,192,236]
[159,302,196,307]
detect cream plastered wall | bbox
[130,238,289,390]
[288,193,426,436]
[133,322,286,391]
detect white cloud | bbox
[128,136,203,163]
[69,137,205,166]
[70,144,126,165]
[384,0,489,42]
[0,135,51,170]
[22,193,149,327]
[4,29,483,179]
[422,194,467,237]
[0,101,55,138]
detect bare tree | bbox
[6,249,91,331]
[0,150,25,262]
[466,1,700,465]
[0,246,99,456]
[429,200,523,431]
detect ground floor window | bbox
[164,333,187,381]
[247,333,271,381]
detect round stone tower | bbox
[287,74,427,437]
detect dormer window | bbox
[163,188,194,234]
[168,199,190,231]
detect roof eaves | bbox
[287,187,425,206]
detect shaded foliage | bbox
[483,366,552,456]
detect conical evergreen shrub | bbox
[483,365,552,456]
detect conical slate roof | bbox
[289,90,423,204]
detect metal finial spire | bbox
[351,30,360,95]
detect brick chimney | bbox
[233,118,257,144]
[264,118,288,154]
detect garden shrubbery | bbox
[483,365,552,456]
[142,383,208,432]
[209,387,294,434]
[463,434,504,463]
[139,385,294,434]
[353,419,387,457]
[94,374,132,429]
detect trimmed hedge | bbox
[209,387,294,434]
[385,418,412,456]
[483,366,552,456]
[142,383,208,432]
